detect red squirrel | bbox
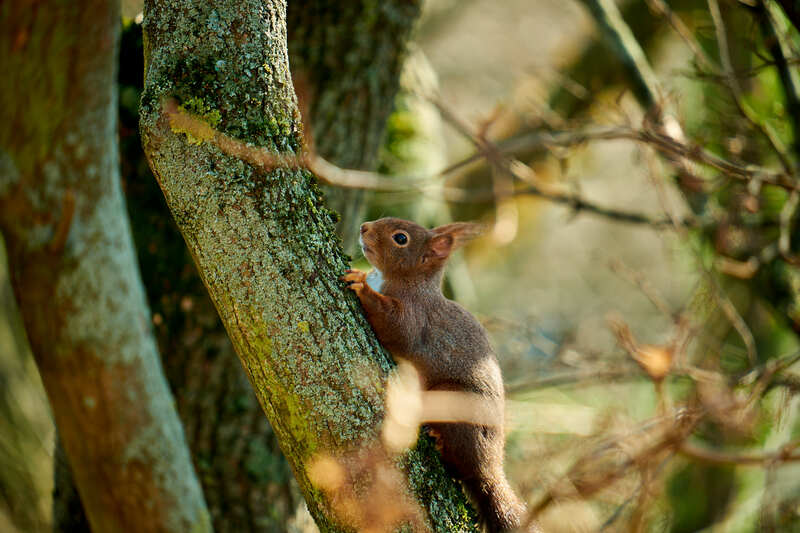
[341,217,528,533]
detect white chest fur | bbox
[366,269,384,292]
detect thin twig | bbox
[708,0,795,173]
[490,126,797,191]
[524,408,700,524]
[429,97,683,227]
[679,438,800,465]
[506,367,645,395]
[706,270,758,367]
[164,98,679,228]
[685,56,800,81]
[646,0,719,74]
[738,349,800,387]
[779,189,800,258]
[608,259,676,319]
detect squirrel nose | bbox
[360,224,369,235]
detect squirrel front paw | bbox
[340,269,367,293]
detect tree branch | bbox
[580,0,662,109]
[708,0,795,173]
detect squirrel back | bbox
[342,217,535,532]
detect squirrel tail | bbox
[428,422,541,532]
[463,474,527,533]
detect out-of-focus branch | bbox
[679,438,800,465]
[429,95,692,227]
[165,98,681,227]
[646,0,718,73]
[708,0,795,173]
[609,259,677,318]
[706,271,758,366]
[525,407,700,525]
[581,0,661,109]
[165,96,798,233]
[759,1,800,158]
[482,126,799,191]
[506,367,645,394]
[443,183,677,226]
[738,349,800,389]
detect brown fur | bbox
[342,217,527,532]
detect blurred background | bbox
[3,0,800,531]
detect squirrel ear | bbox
[428,222,484,259]
[428,233,455,259]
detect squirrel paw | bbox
[340,269,367,286]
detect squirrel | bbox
[341,217,531,533]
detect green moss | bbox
[182,96,222,128]
[405,435,480,532]
[284,392,318,456]
[297,321,310,333]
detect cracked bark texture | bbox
[139,0,480,530]
[287,0,422,252]
[0,2,211,533]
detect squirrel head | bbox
[359,217,484,284]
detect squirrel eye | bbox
[392,231,409,246]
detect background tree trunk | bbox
[287,0,422,250]
[0,2,211,532]
[140,0,479,530]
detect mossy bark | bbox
[0,2,211,532]
[117,22,299,532]
[287,0,422,251]
[139,0,479,530]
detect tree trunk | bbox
[118,21,300,531]
[287,0,422,250]
[0,2,211,532]
[139,0,479,530]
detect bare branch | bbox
[646,0,718,74]
[679,438,800,465]
[705,270,758,366]
[708,0,795,173]
[493,126,799,191]
[164,98,419,192]
[608,259,676,319]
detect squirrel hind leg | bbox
[428,423,525,533]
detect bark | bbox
[139,0,479,530]
[286,1,422,250]
[0,2,211,532]
[118,22,300,531]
